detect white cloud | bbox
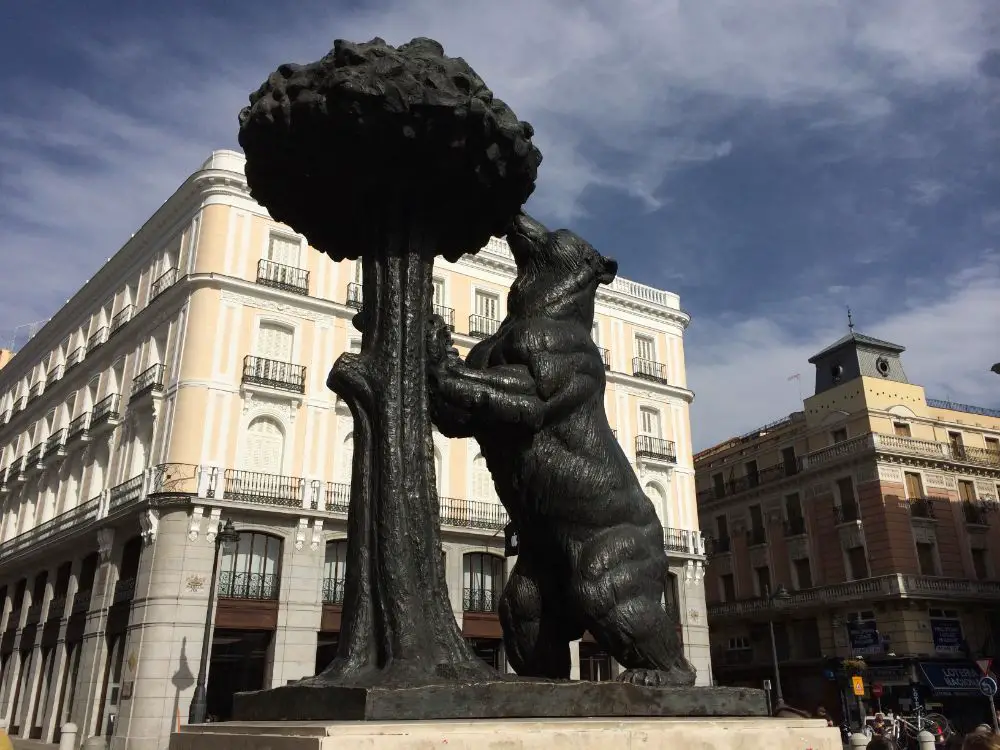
[687,252,1000,451]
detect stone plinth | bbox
[170,717,842,750]
[232,681,766,722]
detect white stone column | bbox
[268,527,323,687]
[569,640,581,681]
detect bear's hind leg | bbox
[572,524,696,687]
[499,556,578,679]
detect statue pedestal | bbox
[170,717,842,750]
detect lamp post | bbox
[765,583,792,707]
[188,518,239,724]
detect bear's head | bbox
[505,212,618,320]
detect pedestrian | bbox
[815,706,834,726]
[963,731,1000,750]
[867,736,897,750]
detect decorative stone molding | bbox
[787,537,809,561]
[912,525,937,545]
[97,527,115,562]
[295,518,308,551]
[220,289,335,326]
[975,479,995,498]
[241,391,302,424]
[139,508,159,545]
[683,560,705,586]
[311,519,324,551]
[924,472,948,490]
[857,465,880,485]
[205,507,222,543]
[188,506,205,541]
[806,483,829,499]
[877,465,903,483]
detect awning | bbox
[918,662,983,696]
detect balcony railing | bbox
[709,573,1000,618]
[834,503,861,524]
[28,381,44,403]
[109,474,144,511]
[131,364,165,400]
[109,305,134,335]
[963,501,990,527]
[663,527,704,556]
[907,497,937,520]
[65,347,84,371]
[439,497,509,531]
[25,602,42,626]
[257,259,309,295]
[87,327,107,353]
[598,347,611,370]
[697,461,795,502]
[46,363,63,383]
[0,496,101,560]
[747,527,767,546]
[90,394,121,428]
[67,413,90,441]
[322,577,346,605]
[784,516,807,537]
[43,429,67,459]
[324,482,350,513]
[150,267,178,300]
[1,409,10,425]
[71,589,91,616]
[463,587,499,613]
[46,595,66,622]
[112,577,136,606]
[218,571,279,600]
[25,442,45,469]
[346,282,363,309]
[468,315,500,339]
[242,355,306,394]
[801,431,1000,471]
[433,304,456,331]
[223,469,303,508]
[635,435,677,462]
[632,357,668,384]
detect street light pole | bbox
[765,584,791,708]
[189,518,239,725]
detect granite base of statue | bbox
[224,35,765,724]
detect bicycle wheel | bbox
[923,713,953,738]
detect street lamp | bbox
[765,583,792,707]
[189,518,240,724]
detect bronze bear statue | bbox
[427,212,696,687]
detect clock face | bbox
[831,363,844,382]
[876,357,891,376]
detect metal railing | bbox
[439,496,509,530]
[67,413,89,441]
[109,474,144,511]
[907,497,937,520]
[663,527,696,554]
[433,304,456,331]
[46,363,63,383]
[468,315,500,339]
[46,595,66,622]
[324,482,350,513]
[322,577,346,605]
[963,501,990,526]
[44,428,67,458]
[257,259,309,295]
[109,305,134,335]
[635,435,677,462]
[223,469,303,507]
[65,347,84,371]
[346,282,363,309]
[598,347,611,370]
[87,327,107,353]
[91,394,121,427]
[112,577,136,605]
[150,267,178,300]
[784,516,807,537]
[25,442,45,468]
[131,364,165,400]
[632,357,668,384]
[71,589,91,616]
[218,571,279,600]
[834,503,861,524]
[747,527,767,546]
[28,381,43,402]
[242,355,306,394]
[463,587,499,613]
[0,496,101,560]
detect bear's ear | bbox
[598,256,618,285]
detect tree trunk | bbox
[319,220,493,687]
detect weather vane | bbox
[847,307,855,331]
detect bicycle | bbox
[862,711,954,747]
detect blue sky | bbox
[1,0,998,449]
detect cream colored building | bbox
[0,150,708,750]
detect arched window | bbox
[241,417,285,474]
[462,552,504,613]
[645,482,667,526]
[219,531,282,600]
[471,454,498,504]
[323,540,348,605]
[256,322,294,363]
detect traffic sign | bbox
[977,658,993,676]
[871,683,884,698]
[852,675,865,697]
[979,676,998,698]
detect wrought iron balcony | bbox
[664,527,704,555]
[598,347,611,370]
[65,347,84,371]
[67,413,90,442]
[439,496,509,531]
[25,442,45,469]
[784,516,807,537]
[242,355,306,394]
[109,305,134,335]
[130,363,165,401]
[24,601,42,626]
[468,314,500,339]
[90,394,121,429]
[635,435,677,462]
[632,357,668,384]
[834,503,861,524]
[27,381,44,403]
[433,304,456,331]
[150,267,178,300]
[257,259,309,295]
[223,469,303,508]
[109,474,144,511]
[325,482,350,513]
[87,327,107,353]
[322,577,346,605]
[908,497,937,520]
[218,571,279,600]
[46,363,63,383]
[112,577,136,606]
[0,496,100,560]
[463,587,499,613]
[963,500,991,527]
[71,589,91,616]
[346,282,363,309]
[46,595,66,622]
[1,409,10,425]
[43,428,67,459]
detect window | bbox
[712,473,725,496]
[591,322,600,344]
[781,446,798,477]
[463,553,504,612]
[985,436,1000,455]
[267,233,301,266]
[748,504,765,545]
[474,291,499,320]
[793,558,813,589]
[348,339,362,354]
[893,422,911,438]
[634,334,655,362]
[745,460,759,488]
[846,546,869,580]
[639,407,661,437]
[432,278,446,306]
[754,566,771,597]
[958,480,976,503]
[219,532,282,600]
[972,548,989,580]
[471,454,499,504]
[836,476,859,521]
[256,322,294,363]
[949,431,965,459]
[644,483,666,522]
[241,417,285,474]
[720,574,736,602]
[831,428,848,444]
[904,472,924,499]
[715,515,729,547]
[916,541,938,576]
[929,608,963,654]
[323,540,348,604]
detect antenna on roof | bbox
[847,307,855,332]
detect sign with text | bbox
[931,618,964,654]
[919,662,983,696]
[847,620,883,656]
